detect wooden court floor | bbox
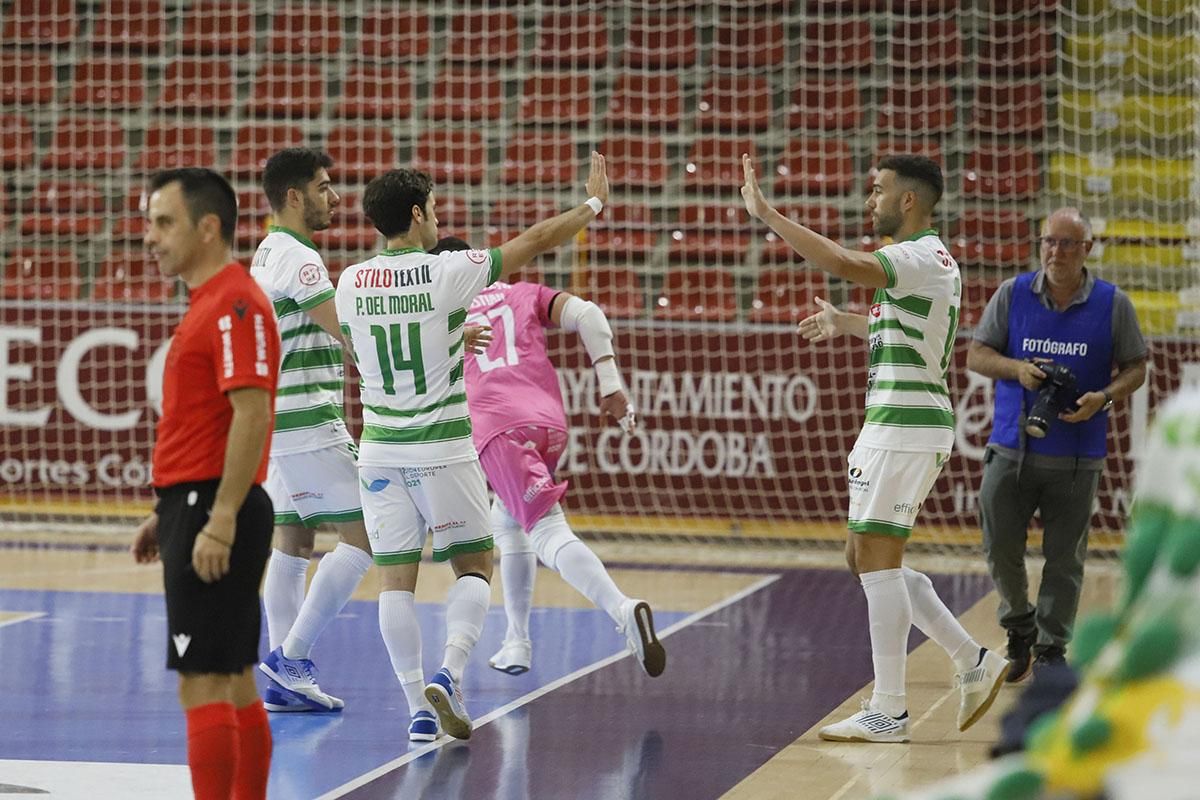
[0,529,1119,800]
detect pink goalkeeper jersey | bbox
[465,281,568,452]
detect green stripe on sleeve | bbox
[488,248,503,284]
[361,417,473,444]
[882,292,933,319]
[864,405,955,429]
[872,250,898,288]
[297,287,335,311]
[274,297,303,318]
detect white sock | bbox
[379,590,430,716]
[902,567,981,672]
[500,551,537,643]
[263,549,308,651]
[443,574,491,684]
[552,540,627,624]
[282,542,373,660]
[860,568,911,719]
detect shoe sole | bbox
[631,601,667,678]
[959,661,1011,732]
[424,683,472,740]
[817,730,910,744]
[488,661,529,675]
[409,732,438,743]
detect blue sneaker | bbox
[423,668,472,740]
[263,684,320,713]
[259,647,344,711]
[408,709,439,742]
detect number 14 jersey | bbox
[335,246,502,467]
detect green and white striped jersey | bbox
[250,226,351,455]
[335,246,502,467]
[859,229,961,454]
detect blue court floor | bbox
[0,567,993,799]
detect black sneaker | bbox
[1033,646,1067,671]
[1005,629,1035,683]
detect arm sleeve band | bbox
[559,296,615,365]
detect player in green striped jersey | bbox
[742,154,1008,742]
[250,149,372,713]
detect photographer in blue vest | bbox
[967,207,1147,682]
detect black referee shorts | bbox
[156,480,273,674]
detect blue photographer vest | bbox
[990,271,1115,458]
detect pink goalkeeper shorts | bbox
[478,426,569,532]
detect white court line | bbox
[318,573,782,800]
[0,611,45,630]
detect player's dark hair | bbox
[428,236,471,255]
[149,168,238,244]
[362,169,434,239]
[262,148,334,212]
[877,155,944,208]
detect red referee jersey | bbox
[153,263,279,488]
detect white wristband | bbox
[584,196,603,216]
[594,358,622,397]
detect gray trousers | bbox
[978,448,1100,654]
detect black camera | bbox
[1025,361,1079,439]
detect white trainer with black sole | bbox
[619,599,666,677]
[818,699,911,743]
[488,639,532,675]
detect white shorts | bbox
[358,460,492,566]
[846,444,947,538]
[265,442,363,528]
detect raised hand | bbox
[741,153,770,221]
[586,151,609,205]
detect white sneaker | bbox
[259,647,344,711]
[488,639,532,675]
[424,668,472,740]
[618,599,666,677]
[956,647,1010,732]
[818,699,910,743]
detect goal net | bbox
[1,0,1196,553]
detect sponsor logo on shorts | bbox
[893,501,921,517]
[291,491,324,502]
[523,475,551,503]
[363,478,390,493]
[432,520,467,532]
[848,465,870,492]
[172,633,191,658]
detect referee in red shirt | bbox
[130,168,280,800]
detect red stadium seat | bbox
[761,205,846,262]
[112,187,150,242]
[160,59,235,115]
[247,63,326,118]
[92,251,174,302]
[713,17,785,69]
[70,58,146,110]
[180,1,255,56]
[432,195,473,229]
[600,137,668,190]
[683,137,758,192]
[789,79,863,131]
[623,15,697,69]
[502,134,579,187]
[20,180,105,238]
[952,209,1033,267]
[488,198,558,228]
[446,12,520,64]
[0,114,34,169]
[978,22,1056,76]
[802,21,874,71]
[959,277,1004,330]
[774,140,856,196]
[269,5,343,57]
[877,83,956,134]
[1,0,77,46]
[696,75,772,132]
[888,0,960,11]
[518,73,593,125]
[326,126,397,183]
[655,270,738,322]
[3,249,80,300]
[427,68,504,122]
[414,130,487,184]
[42,117,125,170]
[808,0,880,11]
[669,205,750,264]
[580,267,645,319]
[749,270,830,324]
[532,14,607,67]
[91,0,165,53]
[236,189,271,222]
[337,65,412,120]
[316,222,379,253]
[134,124,216,171]
[890,19,963,72]
[962,146,1040,199]
[359,10,429,61]
[972,82,1046,137]
[1,53,56,105]
[587,204,659,262]
[991,0,1056,13]
[228,124,305,179]
[607,73,682,129]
